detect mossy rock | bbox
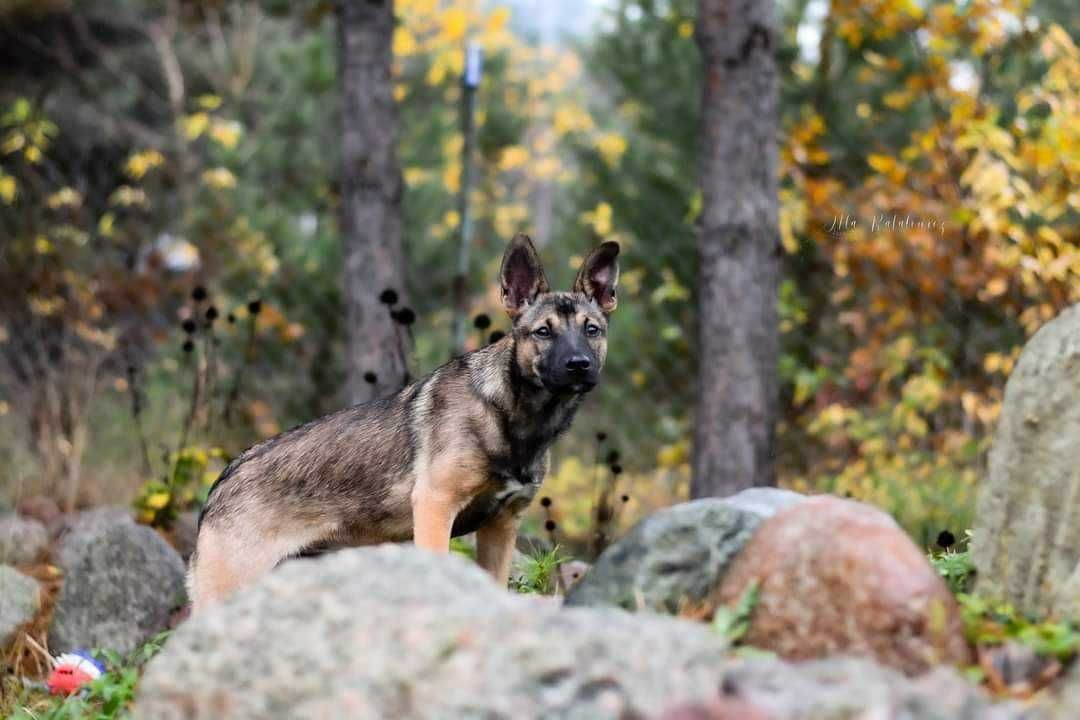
[565,488,805,613]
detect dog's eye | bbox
[584,322,602,338]
[533,326,551,338]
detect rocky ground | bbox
[2,302,1080,719]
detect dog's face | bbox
[500,234,619,395]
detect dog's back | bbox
[199,392,417,534]
[189,389,420,609]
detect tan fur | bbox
[411,453,486,553]
[189,518,335,613]
[476,512,521,585]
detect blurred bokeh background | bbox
[0,0,1076,553]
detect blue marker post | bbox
[451,42,484,355]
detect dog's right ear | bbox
[500,233,550,319]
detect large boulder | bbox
[0,513,50,565]
[715,496,971,675]
[565,488,805,612]
[0,565,40,647]
[134,545,732,720]
[50,518,186,655]
[973,303,1080,619]
[661,656,1029,720]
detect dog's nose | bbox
[565,355,591,373]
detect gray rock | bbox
[168,511,199,562]
[703,655,1031,720]
[980,640,1057,691]
[134,545,732,720]
[721,486,806,517]
[52,506,136,569]
[0,513,49,565]
[49,520,186,655]
[134,545,1027,720]
[973,303,1080,618]
[565,488,805,612]
[1049,663,1080,720]
[0,565,40,647]
[557,559,591,592]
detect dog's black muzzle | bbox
[544,339,600,394]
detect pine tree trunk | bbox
[336,0,408,405]
[691,0,780,497]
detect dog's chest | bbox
[450,465,543,537]
[490,467,543,505]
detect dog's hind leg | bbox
[188,518,333,614]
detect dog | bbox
[188,234,619,611]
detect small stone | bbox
[50,518,186,655]
[167,511,199,563]
[980,640,1057,692]
[1052,662,1080,720]
[0,566,40,647]
[557,560,591,591]
[52,506,136,569]
[708,656,1026,720]
[0,513,49,565]
[715,496,971,675]
[16,495,61,526]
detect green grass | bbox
[927,533,1080,667]
[449,537,476,560]
[928,531,977,594]
[956,594,1080,662]
[509,544,570,595]
[2,632,169,720]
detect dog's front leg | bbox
[411,473,467,553]
[476,512,520,587]
[411,492,457,553]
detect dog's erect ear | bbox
[500,234,550,318]
[573,241,620,314]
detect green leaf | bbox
[711,581,759,643]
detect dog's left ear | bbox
[573,241,620,314]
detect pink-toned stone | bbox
[17,495,61,527]
[657,699,770,720]
[715,496,971,675]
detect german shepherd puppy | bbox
[189,234,619,611]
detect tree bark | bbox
[691,0,780,497]
[336,0,408,405]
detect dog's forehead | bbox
[522,292,604,325]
